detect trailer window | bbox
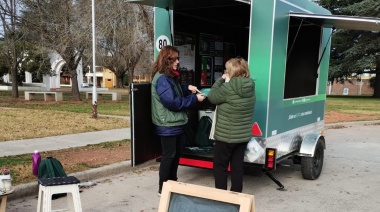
[284,18,322,99]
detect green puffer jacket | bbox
[207,77,256,143]
[151,72,188,127]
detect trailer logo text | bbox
[292,98,311,104]
[288,110,313,120]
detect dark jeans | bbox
[213,140,248,192]
[159,135,184,191]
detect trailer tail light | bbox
[265,148,277,171]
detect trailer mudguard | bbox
[298,134,325,157]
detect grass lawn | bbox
[326,96,380,114]
[325,96,380,123]
[0,90,130,116]
[0,90,130,142]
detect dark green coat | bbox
[207,77,255,143]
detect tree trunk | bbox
[11,42,19,98]
[117,77,124,88]
[373,55,380,98]
[116,71,125,88]
[11,67,19,98]
[71,71,81,101]
[64,52,82,101]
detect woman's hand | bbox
[196,93,206,102]
[188,85,200,94]
[222,73,230,82]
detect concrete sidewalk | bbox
[0,128,130,157]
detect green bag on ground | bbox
[194,116,214,147]
[38,157,67,179]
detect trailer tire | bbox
[301,139,324,180]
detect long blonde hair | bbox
[151,46,179,80]
[225,58,250,78]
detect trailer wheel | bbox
[301,139,324,180]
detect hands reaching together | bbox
[188,85,205,102]
[188,85,200,94]
[196,93,206,102]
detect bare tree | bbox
[21,0,153,96]
[0,0,26,98]
[22,0,92,100]
[95,1,153,88]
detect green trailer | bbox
[128,0,380,189]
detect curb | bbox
[8,159,158,201]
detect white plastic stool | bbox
[37,177,82,212]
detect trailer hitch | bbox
[262,169,286,191]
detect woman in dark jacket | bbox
[208,57,256,192]
[151,46,205,196]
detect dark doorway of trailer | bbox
[173,0,251,89]
[172,0,252,169]
[129,0,252,167]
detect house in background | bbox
[327,72,376,96]
[85,67,117,88]
[133,70,150,83]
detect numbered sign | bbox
[155,35,171,51]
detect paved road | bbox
[5,123,380,212]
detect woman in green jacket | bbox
[207,57,256,192]
[151,46,205,196]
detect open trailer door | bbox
[289,12,380,31]
[130,83,162,166]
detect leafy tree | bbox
[20,46,51,82]
[319,0,380,97]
